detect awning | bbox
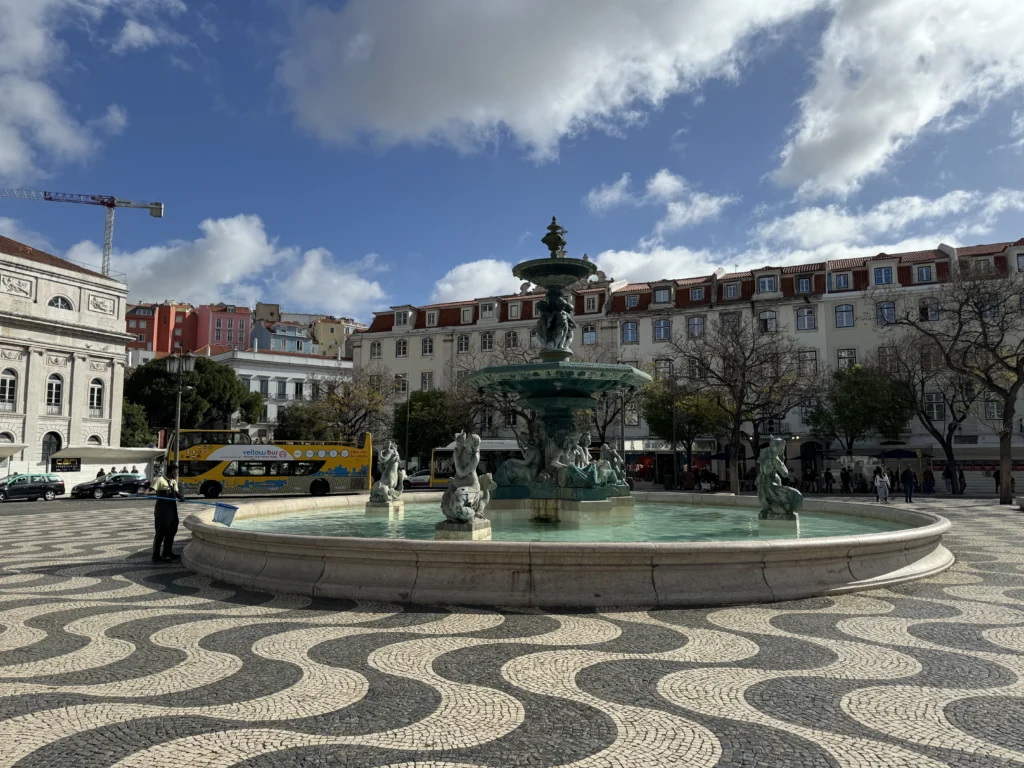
[49,446,166,463]
[0,444,27,460]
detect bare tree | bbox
[671,310,810,493]
[882,265,1024,504]
[302,361,398,444]
[571,339,643,446]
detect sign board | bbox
[932,459,1024,471]
[51,457,81,473]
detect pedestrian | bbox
[958,467,967,493]
[923,467,935,494]
[824,468,834,494]
[121,466,129,473]
[840,467,850,494]
[150,462,184,563]
[131,465,138,474]
[875,469,891,503]
[901,466,915,503]
[942,467,952,493]
[993,469,1001,494]
[873,467,882,501]
[96,467,106,479]
[888,466,898,493]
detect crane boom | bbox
[0,188,164,276]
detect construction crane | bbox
[0,189,164,277]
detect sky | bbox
[0,0,1023,321]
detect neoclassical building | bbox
[0,236,130,472]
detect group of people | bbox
[95,466,140,477]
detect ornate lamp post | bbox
[165,353,196,465]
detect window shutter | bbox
[936,261,951,282]
[897,265,912,286]
[814,274,827,294]
[853,270,869,290]
[781,277,795,297]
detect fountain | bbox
[467,217,650,522]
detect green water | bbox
[230,501,910,542]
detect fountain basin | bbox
[182,491,952,607]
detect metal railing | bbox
[0,401,13,412]
[89,407,103,418]
[45,404,61,416]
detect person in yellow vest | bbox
[150,463,184,562]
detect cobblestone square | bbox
[0,498,1021,767]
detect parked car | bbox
[403,468,432,489]
[71,472,149,499]
[0,473,66,502]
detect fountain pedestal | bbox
[758,513,800,535]
[365,500,404,518]
[435,519,492,540]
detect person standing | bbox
[923,467,935,494]
[958,467,967,493]
[150,462,184,563]
[876,469,891,503]
[942,467,952,493]
[840,466,850,494]
[96,467,106,479]
[993,469,1001,494]
[824,468,834,494]
[873,467,882,501]
[901,466,915,503]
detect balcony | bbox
[89,408,103,418]
[763,421,792,435]
[45,404,61,416]
[0,400,13,413]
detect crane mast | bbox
[0,188,164,277]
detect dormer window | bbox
[626,295,639,309]
[654,288,670,303]
[395,310,410,326]
[974,259,992,273]
[758,276,777,293]
[426,310,438,326]
[874,266,893,285]
[690,287,704,301]
[797,276,812,293]
[461,307,472,323]
[585,295,598,312]
[480,302,495,319]
[509,303,521,319]
[725,284,738,299]
[834,274,850,290]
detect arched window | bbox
[876,301,896,325]
[0,432,13,442]
[0,369,15,412]
[758,310,777,333]
[481,332,494,352]
[582,325,597,345]
[369,341,382,359]
[504,330,519,348]
[41,431,62,466]
[835,304,855,328]
[87,435,102,445]
[421,336,434,355]
[45,374,63,415]
[88,378,104,417]
[457,334,469,353]
[47,296,73,310]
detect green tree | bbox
[273,401,344,442]
[120,399,155,447]
[805,365,914,456]
[392,389,477,461]
[641,376,730,474]
[125,357,263,430]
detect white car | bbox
[404,469,432,489]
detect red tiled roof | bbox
[827,258,867,271]
[0,234,108,279]
[718,271,751,281]
[781,262,825,274]
[613,283,649,293]
[894,249,943,263]
[956,242,1012,257]
[366,314,395,333]
[675,275,712,286]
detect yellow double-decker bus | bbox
[168,429,372,498]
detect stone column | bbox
[110,359,126,447]
[22,347,45,463]
[69,353,89,446]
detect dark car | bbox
[0,473,66,502]
[71,473,149,499]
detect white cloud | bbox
[90,104,128,135]
[66,214,387,318]
[773,0,1024,198]
[431,259,524,303]
[0,217,53,252]
[594,244,723,285]
[644,169,687,203]
[277,0,819,160]
[656,192,738,235]
[583,173,632,213]
[111,19,187,55]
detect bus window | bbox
[179,461,223,477]
[293,461,325,476]
[223,461,237,476]
[266,462,291,477]
[238,461,268,476]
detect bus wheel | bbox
[310,479,329,496]
[201,482,221,499]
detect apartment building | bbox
[125,301,198,354]
[352,239,1024,483]
[311,316,367,359]
[194,304,251,351]
[250,320,319,354]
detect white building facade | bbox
[0,236,130,474]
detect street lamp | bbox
[165,353,196,465]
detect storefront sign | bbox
[932,459,1024,471]
[51,457,81,473]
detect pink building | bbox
[194,304,252,351]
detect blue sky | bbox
[1,0,1022,320]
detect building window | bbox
[921,346,941,372]
[296,340,305,352]
[426,311,438,326]
[137,335,146,343]
[480,303,495,319]
[128,320,136,329]
[41,432,62,467]
[655,359,673,379]
[974,259,992,273]
[985,396,1000,420]
[481,332,494,352]
[799,350,817,375]
[877,346,897,371]
[626,295,639,309]
[726,284,738,299]
[370,341,382,358]
[277,380,287,399]
[48,296,73,310]
[175,328,183,337]
[758,276,777,293]
[0,369,15,412]
[174,341,182,349]
[798,276,812,293]
[216,317,222,328]
[396,339,408,358]
[796,307,816,330]
[586,295,599,312]
[215,329,222,341]
[874,266,893,285]
[834,274,850,290]
[461,307,473,324]
[654,288,670,304]
[87,435,102,445]
[238,321,246,335]
[876,301,896,325]
[687,358,705,380]
[654,318,672,340]
[837,349,857,370]
[835,304,855,328]
[261,405,269,422]
[924,393,945,421]
[395,375,408,395]
[720,312,740,331]
[294,381,304,399]
[88,379,104,417]
[259,379,269,396]
[504,330,519,348]
[917,265,933,282]
[919,298,939,322]
[422,336,434,355]
[421,371,434,391]
[227,318,234,330]
[509,303,520,319]
[622,322,638,343]
[457,334,469,353]
[758,310,777,333]
[505,411,518,428]
[582,325,596,345]
[625,407,640,427]
[690,287,704,301]
[1016,253,1024,272]
[45,374,63,415]
[686,316,704,337]
[395,311,410,326]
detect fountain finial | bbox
[541,216,567,258]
